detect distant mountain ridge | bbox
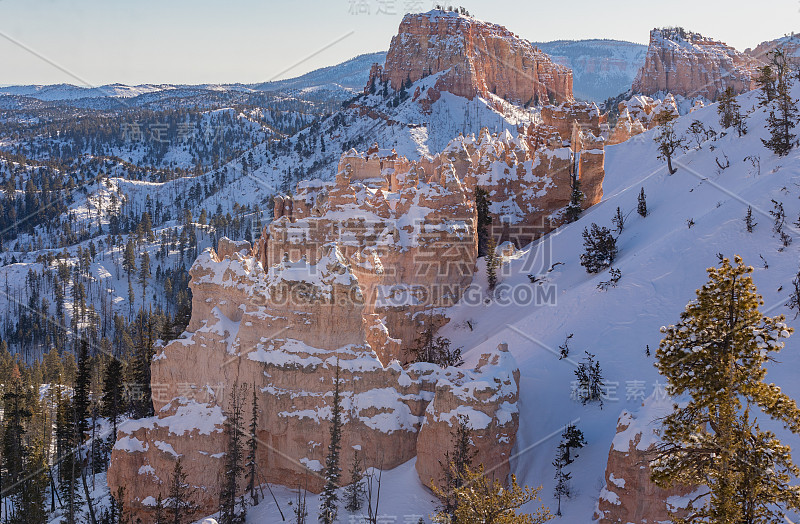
[532,39,647,102]
[0,51,387,103]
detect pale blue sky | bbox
[1,0,797,86]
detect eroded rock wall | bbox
[632,28,761,100]
[596,399,698,523]
[108,244,521,522]
[368,10,573,105]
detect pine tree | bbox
[637,187,647,217]
[74,338,91,437]
[475,186,492,257]
[612,207,625,234]
[717,86,746,136]
[551,423,585,516]
[220,383,246,524]
[139,251,151,301]
[654,113,685,174]
[131,311,155,418]
[558,424,586,465]
[756,65,777,107]
[319,363,343,524]
[154,493,166,524]
[344,451,366,512]
[787,267,800,319]
[744,206,756,233]
[552,451,570,517]
[438,415,477,518]
[245,385,259,505]
[409,325,463,368]
[564,174,584,224]
[486,235,498,293]
[433,464,553,524]
[652,256,800,523]
[168,459,195,524]
[574,351,604,407]
[762,57,798,156]
[579,224,617,274]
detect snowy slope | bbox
[435,85,800,520]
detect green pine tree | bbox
[654,113,684,174]
[220,383,246,524]
[319,363,343,524]
[343,451,366,512]
[564,174,584,224]
[652,256,800,523]
[762,62,798,157]
[437,415,477,519]
[475,186,493,257]
[246,384,260,505]
[717,86,746,136]
[486,236,498,293]
[637,187,647,217]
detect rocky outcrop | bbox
[366,10,573,105]
[596,398,699,523]
[746,33,800,64]
[607,94,681,144]
[109,101,605,522]
[108,242,521,522]
[416,344,520,488]
[632,28,762,100]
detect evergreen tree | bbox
[717,86,746,136]
[552,451,570,517]
[579,224,617,274]
[438,415,477,518]
[564,173,584,224]
[486,236,498,292]
[139,251,151,301]
[319,363,343,524]
[475,186,492,257]
[74,338,91,438]
[433,464,552,524]
[245,385,259,505]
[220,383,246,524]
[574,351,604,407]
[756,65,777,106]
[552,423,585,515]
[558,424,586,465]
[787,267,800,319]
[131,311,155,418]
[344,451,366,512]
[409,325,463,368]
[637,187,647,217]
[744,206,756,233]
[612,207,625,234]
[123,238,136,278]
[762,52,798,157]
[652,256,800,523]
[154,493,166,524]
[168,459,195,524]
[654,113,685,174]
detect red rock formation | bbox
[109,110,606,523]
[632,28,762,100]
[108,241,521,522]
[596,401,699,523]
[745,33,800,64]
[367,10,573,105]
